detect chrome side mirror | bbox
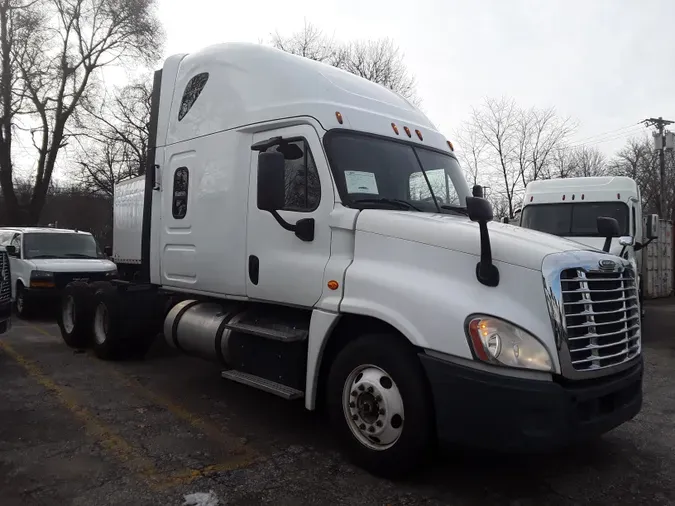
[645,214,659,240]
[619,236,634,247]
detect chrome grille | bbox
[0,251,10,303]
[560,267,640,371]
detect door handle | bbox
[153,164,161,191]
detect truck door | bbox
[246,125,333,307]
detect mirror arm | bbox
[602,237,612,253]
[476,221,500,287]
[269,210,296,232]
[636,238,655,251]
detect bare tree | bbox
[607,136,674,219]
[457,97,576,217]
[467,97,522,218]
[455,123,485,186]
[271,21,418,105]
[271,20,346,67]
[0,0,40,223]
[0,0,162,225]
[569,146,606,177]
[516,106,575,184]
[76,78,152,195]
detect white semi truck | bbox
[519,176,659,316]
[57,43,644,478]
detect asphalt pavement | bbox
[1,299,674,505]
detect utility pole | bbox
[642,117,673,216]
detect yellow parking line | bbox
[107,367,254,457]
[22,323,259,478]
[27,324,56,339]
[28,322,254,457]
[0,340,164,489]
[155,459,261,489]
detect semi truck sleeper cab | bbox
[57,43,643,478]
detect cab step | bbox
[224,315,308,342]
[221,370,304,400]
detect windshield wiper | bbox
[353,198,423,211]
[29,254,60,259]
[63,253,97,259]
[440,204,469,215]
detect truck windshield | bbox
[323,131,469,213]
[23,233,101,259]
[520,202,629,237]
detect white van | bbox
[0,227,117,318]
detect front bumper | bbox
[24,286,60,301]
[419,353,643,452]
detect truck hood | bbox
[355,210,592,271]
[28,258,117,272]
[562,236,626,258]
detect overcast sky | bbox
[153,0,673,156]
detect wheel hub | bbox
[62,296,75,334]
[93,303,109,345]
[343,365,405,451]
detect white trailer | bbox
[58,43,644,478]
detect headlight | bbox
[104,269,117,278]
[466,315,553,372]
[31,270,54,280]
[30,270,55,288]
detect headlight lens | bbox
[31,270,54,280]
[104,269,117,278]
[466,316,553,372]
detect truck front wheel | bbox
[326,334,434,479]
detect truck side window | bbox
[632,207,636,237]
[172,167,189,219]
[178,72,209,121]
[266,139,321,212]
[10,233,21,256]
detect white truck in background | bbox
[519,176,659,315]
[57,43,644,478]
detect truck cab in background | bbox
[58,43,646,478]
[519,176,659,315]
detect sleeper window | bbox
[172,167,189,219]
[265,140,321,212]
[178,73,209,121]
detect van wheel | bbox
[57,281,93,349]
[326,334,434,479]
[15,283,32,319]
[91,284,125,360]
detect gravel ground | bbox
[1,298,674,506]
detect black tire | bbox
[57,281,94,349]
[91,283,126,360]
[90,283,158,361]
[15,283,32,319]
[326,334,435,479]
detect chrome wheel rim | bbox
[93,303,109,345]
[342,364,405,451]
[62,295,75,334]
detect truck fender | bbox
[305,309,418,411]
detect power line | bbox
[567,125,644,149]
[570,123,643,145]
